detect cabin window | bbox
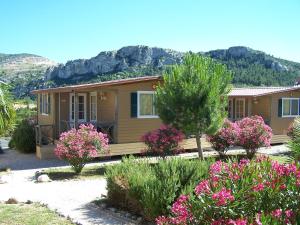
[228,99,233,119]
[137,91,158,118]
[235,98,245,120]
[282,98,299,117]
[40,93,51,115]
[90,92,97,122]
[70,93,86,122]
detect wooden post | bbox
[74,91,78,128]
[247,97,252,117]
[58,92,61,135]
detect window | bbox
[228,99,233,119]
[137,91,158,118]
[39,93,51,115]
[90,92,97,122]
[282,98,299,117]
[235,98,245,120]
[70,93,86,122]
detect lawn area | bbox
[44,165,106,180]
[268,154,292,164]
[0,203,74,225]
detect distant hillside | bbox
[0,53,56,97]
[46,46,300,88]
[2,46,300,99]
[205,46,300,86]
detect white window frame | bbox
[90,92,97,122]
[137,91,159,119]
[282,98,299,118]
[235,98,245,120]
[69,93,87,122]
[228,99,233,119]
[40,93,50,115]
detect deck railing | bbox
[35,124,55,146]
[60,120,116,144]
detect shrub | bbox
[54,124,109,173]
[105,156,212,221]
[141,125,184,158]
[156,156,300,225]
[236,116,272,159]
[287,118,300,161]
[9,119,36,153]
[206,120,239,157]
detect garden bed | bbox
[43,165,106,181]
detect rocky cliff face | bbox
[45,46,184,80]
[206,46,289,72]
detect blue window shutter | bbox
[131,92,137,118]
[278,99,282,117]
[48,94,51,114]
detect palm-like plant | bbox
[288,117,300,162]
[0,83,15,136]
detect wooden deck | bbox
[36,135,289,159]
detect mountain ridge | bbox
[1,46,300,98]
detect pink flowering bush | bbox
[207,116,272,159]
[54,124,109,173]
[206,120,239,157]
[157,156,300,224]
[236,116,272,159]
[142,125,184,158]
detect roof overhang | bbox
[229,86,300,98]
[31,75,161,94]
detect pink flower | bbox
[252,183,264,192]
[271,209,282,218]
[211,188,235,206]
[228,218,248,225]
[195,180,210,195]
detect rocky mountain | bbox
[2,46,300,98]
[0,53,57,97]
[46,46,300,87]
[45,46,184,80]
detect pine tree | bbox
[155,53,232,159]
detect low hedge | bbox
[9,119,36,153]
[105,156,212,221]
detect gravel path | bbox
[0,169,134,225]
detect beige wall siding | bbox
[251,96,271,122]
[97,90,116,122]
[115,81,162,143]
[37,93,55,125]
[270,90,300,134]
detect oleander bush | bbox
[206,120,239,157]
[207,116,272,159]
[157,156,300,225]
[54,124,109,173]
[9,119,36,153]
[105,156,212,221]
[236,116,272,159]
[141,125,184,158]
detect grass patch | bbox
[268,155,292,164]
[44,165,106,181]
[0,203,74,225]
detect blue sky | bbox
[0,0,299,63]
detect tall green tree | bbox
[155,54,232,159]
[0,83,16,136]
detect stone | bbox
[0,175,10,184]
[37,174,51,182]
[5,198,18,204]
